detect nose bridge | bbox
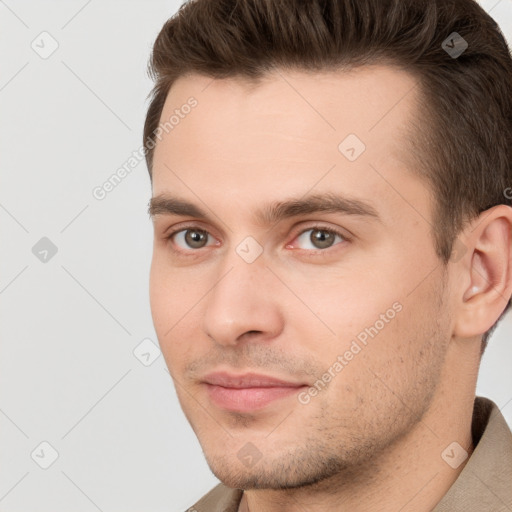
[202,244,282,346]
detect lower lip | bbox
[205,383,306,412]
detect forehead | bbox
[151,65,427,225]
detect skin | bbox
[148,66,512,511]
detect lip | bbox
[203,371,306,388]
[202,372,308,412]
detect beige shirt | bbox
[188,396,512,511]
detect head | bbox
[145,0,512,490]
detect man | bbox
[143,0,512,510]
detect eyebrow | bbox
[148,192,381,226]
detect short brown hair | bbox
[143,0,512,347]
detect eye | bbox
[170,228,217,250]
[289,227,346,250]
[165,224,347,254]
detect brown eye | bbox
[172,229,212,249]
[310,229,336,249]
[293,227,345,251]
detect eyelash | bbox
[163,223,350,255]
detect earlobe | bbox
[453,206,512,339]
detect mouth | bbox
[202,371,309,412]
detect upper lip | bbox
[203,371,307,389]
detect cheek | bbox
[282,267,398,351]
[285,255,437,386]
[149,252,197,326]
[149,256,217,369]
[149,257,172,334]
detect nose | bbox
[202,253,284,347]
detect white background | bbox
[1,1,511,511]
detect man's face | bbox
[149,66,453,489]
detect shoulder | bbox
[433,396,512,511]
[186,482,244,512]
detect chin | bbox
[204,449,347,491]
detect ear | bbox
[453,205,512,339]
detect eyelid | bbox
[163,219,208,236]
[163,220,219,239]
